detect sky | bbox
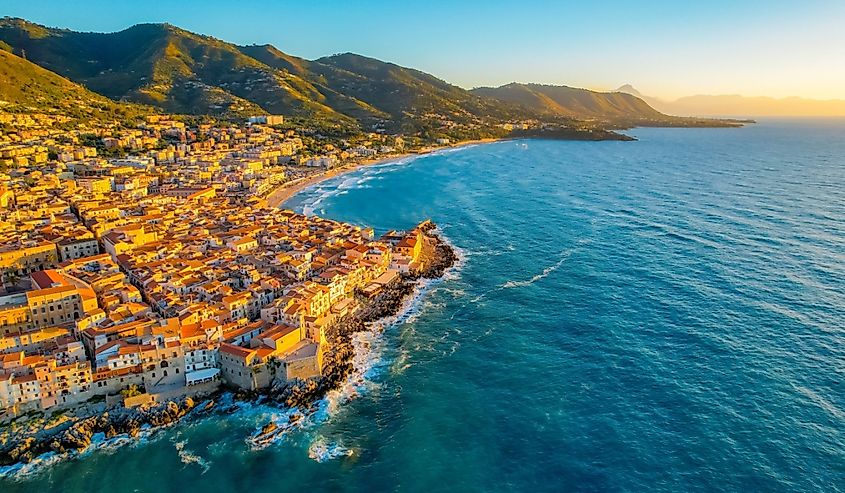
[3,0,845,100]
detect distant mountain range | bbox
[473,83,664,120]
[616,84,845,117]
[470,83,741,127]
[0,16,741,132]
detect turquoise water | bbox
[4,120,845,492]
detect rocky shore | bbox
[259,224,457,410]
[0,397,197,466]
[0,225,458,470]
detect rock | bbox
[58,417,96,451]
[195,399,216,414]
[0,396,201,468]
[0,436,35,465]
[49,439,65,454]
[260,422,277,435]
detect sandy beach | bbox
[265,138,500,209]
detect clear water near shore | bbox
[3,119,844,492]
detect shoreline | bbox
[264,138,502,209]
[0,225,458,473]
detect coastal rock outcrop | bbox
[261,225,458,412]
[0,397,196,466]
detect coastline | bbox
[0,225,459,474]
[2,131,471,474]
[264,138,501,209]
[245,223,458,446]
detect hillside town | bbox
[0,112,435,421]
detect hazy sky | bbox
[4,0,844,100]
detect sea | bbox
[2,119,843,492]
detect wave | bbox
[0,422,165,480]
[300,174,377,215]
[293,145,488,213]
[294,154,429,214]
[307,436,355,462]
[0,452,64,480]
[244,252,462,453]
[243,281,430,450]
[792,384,845,421]
[448,246,577,323]
[501,250,572,289]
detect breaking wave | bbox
[501,250,573,289]
[307,436,355,462]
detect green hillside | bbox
[0,18,352,120]
[237,45,388,122]
[239,47,534,131]
[0,18,532,132]
[0,48,148,124]
[472,83,744,127]
[0,17,740,132]
[471,83,666,120]
[311,53,532,128]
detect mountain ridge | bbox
[473,83,744,127]
[0,17,744,133]
[472,82,665,120]
[616,84,845,117]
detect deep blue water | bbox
[4,120,844,492]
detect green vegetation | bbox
[0,18,358,120]
[120,385,144,398]
[472,83,665,120]
[0,48,150,125]
[308,52,532,131]
[0,17,741,136]
[79,133,128,158]
[0,17,528,132]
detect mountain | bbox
[615,84,644,99]
[241,47,536,131]
[616,85,845,117]
[236,45,388,122]
[0,47,147,123]
[475,83,746,127]
[0,17,742,134]
[238,46,536,132]
[472,82,665,120]
[0,18,529,132]
[0,18,358,121]
[311,53,531,125]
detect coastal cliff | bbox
[249,224,457,442]
[0,224,457,469]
